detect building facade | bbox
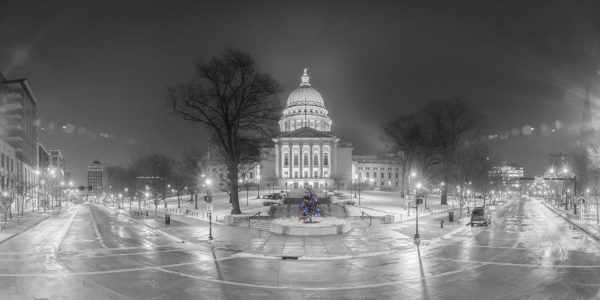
[489,163,524,192]
[258,69,353,191]
[352,154,403,189]
[88,161,103,192]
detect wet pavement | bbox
[0,196,599,299]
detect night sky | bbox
[2,0,600,183]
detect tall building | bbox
[38,143,50,171]
[0,72,39,194]
[489,163,524,192]
[262,69,353,191]
[49,150,65,178]
[87,161,103,192]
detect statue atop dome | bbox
[300,67,310,87]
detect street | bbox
[0,196,598,299]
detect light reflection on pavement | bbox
[0,197,598,299]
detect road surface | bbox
[0,196,599,299]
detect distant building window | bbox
[374,173,377,178]
[294,171,298,178]
[314,171,319,178]
[324,171,328,178]
[284,153,289,166]
[388,173,392,179]
[303,153,309,166]
[284,171,288,178]
[381,172,384,178]
[304,171,308,178]
[1,153,3,168]
[293,154,299,166]
[324,153,329,166]
[396,173,399,179]
[359,172,362,178]
[249,172,253,179]
[313,153,318,165]
[366,172,370,178]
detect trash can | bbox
[448,211,454,222]
[165,214,171,225]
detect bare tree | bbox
[424,98,486,205]
[384,113,440,198]
[134,154,174,215]
[453,141,493,217]
[168,49,281,214]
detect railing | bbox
[248,212,262,227]
[361,211,372,226]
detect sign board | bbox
[206,204,213,212]
[415,198,423,205]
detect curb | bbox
[539,200,600,242]
[0,208,67,245]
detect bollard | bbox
[441,219,444,228]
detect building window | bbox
[294,171,298,178]
[359,172,362,178]
[284,153,289,166]
[381,172,384,178]
[303,153,309,166]
[366,172,370,178]
[313,153,318,165]
[396,173,399,179]
[388,173,392,179]
[374,173,377,178]
[324,153,329,166]
[324,171,328,178]
[293,154,299,166]
[304,171,308,178]
[314,171,319,178]
[284,171,288,178]
[249,172,253,179]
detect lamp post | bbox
[256,175,261,199]
[205,179,213,243]
[284,174,288,191]
[414,182,423,245]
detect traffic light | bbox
[204,196,212,203]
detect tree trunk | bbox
[230,165,241,215]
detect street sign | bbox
[415,198,423,205]
[207,203,213,212]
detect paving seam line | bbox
[539,200,600,242]
[0,208,67,245]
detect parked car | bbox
[263,199,280,206]
[470,207,490,227]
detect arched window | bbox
[313,153,319,165]
[303,153,309,166]
[293,153,299,166]
[324,153,329,166]
[284,153,289,166]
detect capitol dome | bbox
[279,69,332,133]
[285,69,326,108]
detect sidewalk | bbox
[539,198,600,241]
[0,207,67,244]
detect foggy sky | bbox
[2,0,600,183]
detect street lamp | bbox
[205,178,213,242]
[414,182,423,245]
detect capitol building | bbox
[211,69,403,193]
